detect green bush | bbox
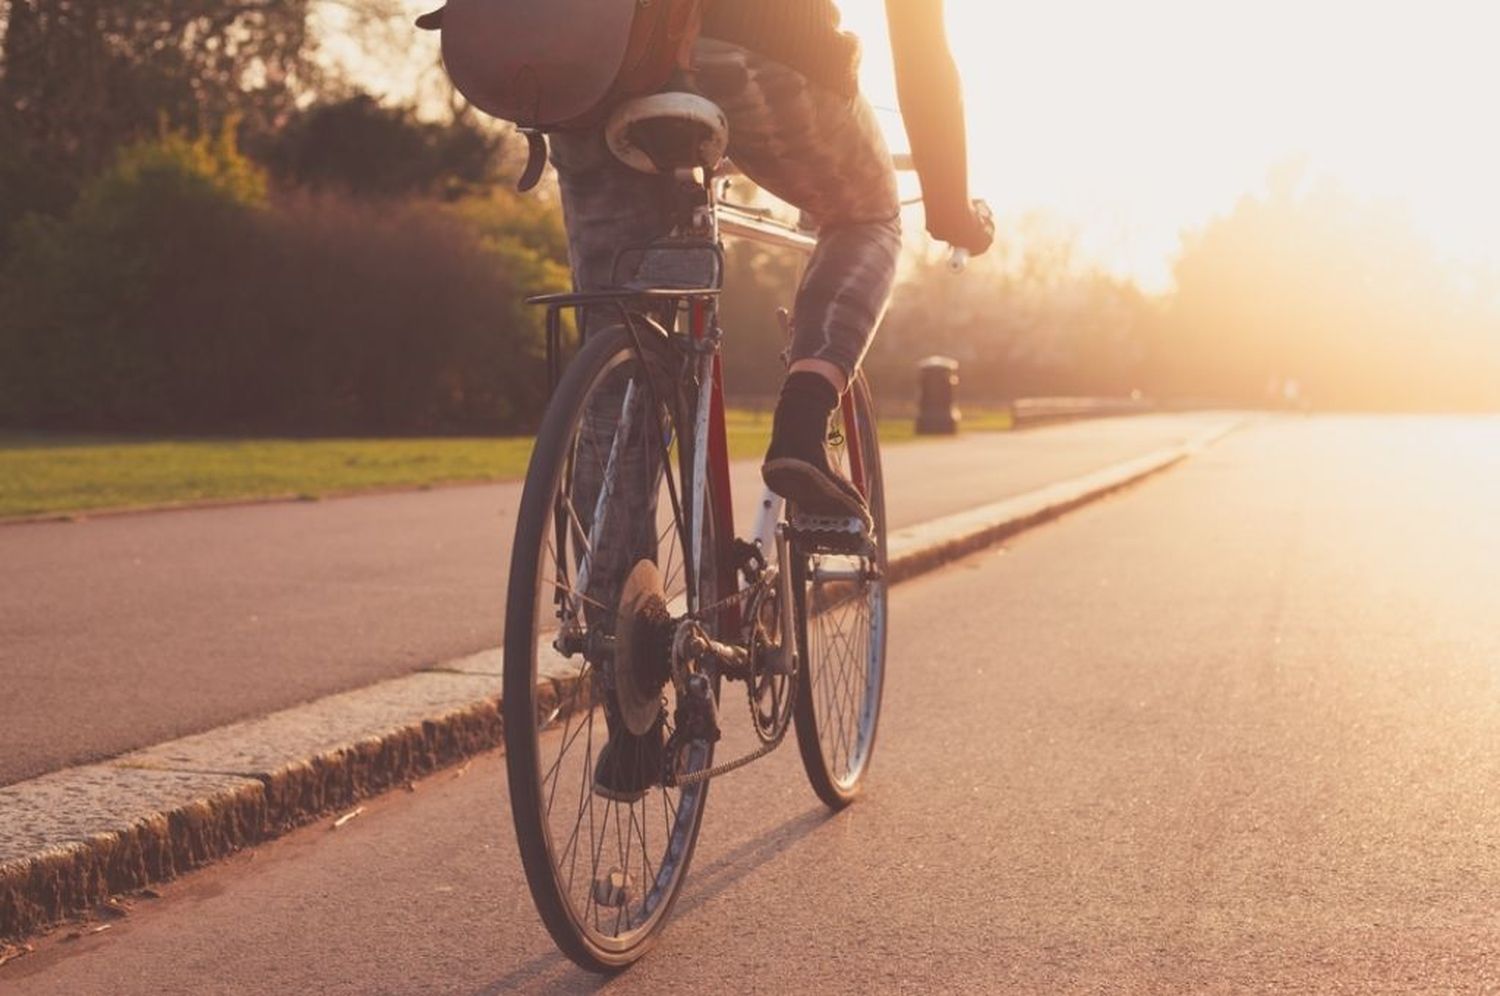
[0,129,570,434]
[239,191,566,433]
[0,135,77,262]
[0,128,267,427]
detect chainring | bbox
[745,582,795,744]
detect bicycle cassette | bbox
[613,560,676,736]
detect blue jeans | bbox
[550,38,902,380]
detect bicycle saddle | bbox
[606,92,729,175]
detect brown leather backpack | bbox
[419,0,702,131]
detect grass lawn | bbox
[0,407,1012,519]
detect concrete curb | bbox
[885,426,1226,582]
[0,419,1241,941]
[0,477,512,528]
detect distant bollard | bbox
[915,355,960,435]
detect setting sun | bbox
[838,0,1500,290]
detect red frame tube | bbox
[694,299,741,631]
[841,389,867,497]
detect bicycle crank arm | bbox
[775,525,799,677]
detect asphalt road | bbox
[7,415,1499,993]
[0,414,1229,786]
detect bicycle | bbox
[502,92,933,972]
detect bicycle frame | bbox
[529,164,873,639]
[702,176,872,627]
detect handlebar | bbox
[718,153,985,274]
[890,154,984,274]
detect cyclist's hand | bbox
[927,199,995,256]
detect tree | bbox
[0,126,268,428]
[1,0,315,184]
[717,237,805,401]
[869,218,1157,403]
[1154,173,1500,409]
[268,94,503,199]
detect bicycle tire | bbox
[791,374,889,809]
[504,324,719,972]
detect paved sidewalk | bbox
[0,413,1235,787]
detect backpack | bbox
[418,1,704,186]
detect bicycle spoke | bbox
[562,496,594,560]
[611,793,629,936]
[542,694,595,805]
[818,601,858,768]
[543,573,614,617]
[793,381,887,805]
[557,708,597,896]
[585,797,613,932]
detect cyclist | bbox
[543,0,996,801]
[552,0,995,531]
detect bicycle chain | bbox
[664,578,798,787]
[675,684,795,786]
[686,574,760,626]
[670,516,876,787]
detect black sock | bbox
[766,371,839,466]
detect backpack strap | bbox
[518,130,548,193]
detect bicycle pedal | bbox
[786,514,875,556]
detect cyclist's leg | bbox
[551,132,681,797]
[551,133,665,609]
[688,39,902,521]
[550,132,678,332]
[690,37,902,378]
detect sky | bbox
[342,1,1500,293]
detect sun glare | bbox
[839,0,1500,290]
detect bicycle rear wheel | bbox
[504,324,718,972]
[792,374,888,808]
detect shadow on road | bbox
[672,803,833,918]
[470,803,837,993]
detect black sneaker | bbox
[761,456,872,530]
[592,723,664,803]
[762,371,872,530]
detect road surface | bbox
[6,415,1499,993]
[0,414,1228,785]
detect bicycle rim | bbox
[504,326,716,971]
[793,375,888,808]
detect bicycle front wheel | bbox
[792,374,889,809]
[503,324,718,972]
